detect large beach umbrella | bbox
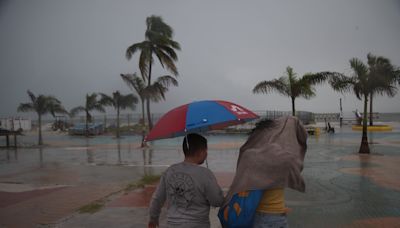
[145,100,259,141]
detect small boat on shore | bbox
[68,123,104,135]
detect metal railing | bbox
[253,110,315,125]
[30,111,345,129]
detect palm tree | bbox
[253,66,327,116]
[396,68,400,85]
[366,53,398,126]
[316,59,374,153]
[126,15,180,130]
[120,74,147,119]
[70,93,105,137]
[100,91,138,138]
[147,75,179,103]
[17,90,66,145]
[121,73,178,146]
[121,73,148,146]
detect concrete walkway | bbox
[1,128,400,227]
[57,174,234,228]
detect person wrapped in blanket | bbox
[223,116,307,228]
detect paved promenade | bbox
[1,125,400,227]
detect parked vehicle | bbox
[68,123,104,135]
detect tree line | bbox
[253,55,399,154]
[18,15,400,154]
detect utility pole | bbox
[339,98,343,127]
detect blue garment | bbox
[218,190,263,227]
[253,212,288,228]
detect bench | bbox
[0,128,23,148]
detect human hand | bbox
[284,207,292,214]
[148,221,158,228]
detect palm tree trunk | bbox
[369,93,373,126]
[85,111,89,137]
[141,100,146,127]
[141,99,146,147]
[146,99,152,130]
[38,114,43,145]
[147,60,153,130]
[116,106,120,138]
[291,97,296,116]
[359,94,370,154]
[117,139,121,164]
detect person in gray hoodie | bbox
[148,133,224,228]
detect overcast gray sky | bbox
[1,0,400,118]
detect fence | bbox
[254,110,315,125]
[313,113,340,122]
[31,113,156,130]
[0,118,32,131]
[30,111,347,130]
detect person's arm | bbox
[204,170,224,207]
[148,175,167,226]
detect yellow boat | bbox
[352,125,393,132]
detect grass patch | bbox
[105,124,146,135]
[78,200,105,214]
[78,174,161,214]
[124,174,161,192]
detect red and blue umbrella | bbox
[145,100,259,141]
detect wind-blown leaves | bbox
[121,73,148,144]
[253,66,327,115]
[350,58,368,82]
[154,48,179,76]
[71,93,105,136]
[253,78,289,96]
[144,75,178,102]
[328,73,354,94]
[17,90,66,145]
[156,75,178,87]
[367,53,398,97]
[17,103,35,113]
[125,15,180,130]
[314,55,399,153]
[146,15,173,38]
[126,16,180,80]
[27,90,37,104]
[70,106,86,118]
[395,68,400,85]
[120,73,147,101]
[99,91,138,138]
[100,91,138,110]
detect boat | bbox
[68,123,104,135]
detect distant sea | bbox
[340,112,400,122]
[374,112,400,122]
[4,112,400,127]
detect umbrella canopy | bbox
[145,100,259,141]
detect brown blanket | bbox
[224,116,307,204]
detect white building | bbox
[0,117,32,131]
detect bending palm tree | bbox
[366,53,398,126]
[70,93,105,137]
[100,91,138,138]
[18,90,66,145]
[316,58,375,153]
[147,75,178,102]
[121,73,178,146]
[126,15,180,130]
[253,66,327,116]
[121,73,147,132]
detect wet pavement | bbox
[1,123,400,227]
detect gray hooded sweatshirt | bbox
[149,162,224,227]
